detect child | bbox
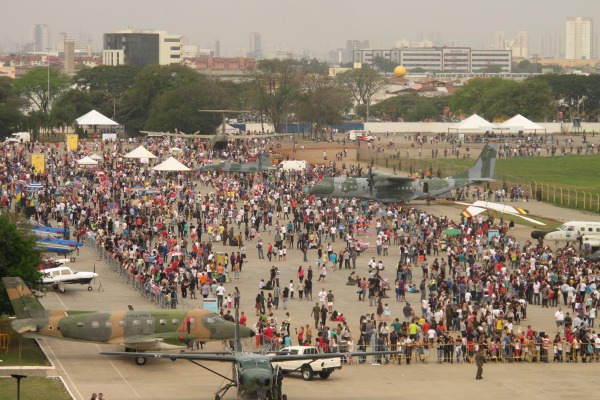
[289,280,295,299]
[384,303,391,321]
[226,294,232,309]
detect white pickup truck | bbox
[269,346,342,381]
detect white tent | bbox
[76,156,99,166]
[124,146,158,159]
[216,122,239,134]
[89,154,103,161]
[152,157,191,172]
[449,114,497,133]
[76,110,119,126]
[496,114,546,133]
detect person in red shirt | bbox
[239,311,247,326]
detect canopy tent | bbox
[76,156,99,166]
[215,122,239,134]
[448,114,497,133]
[152,157,191,172]
[89,154,103,161]
[75,110,119,126]
[496,114,546,133]
[124,146,158,159]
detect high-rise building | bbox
[63,40,75,75]
[494,31,506,50]
[540,31,565,59]
[565,17,594,60]
[32,24,50,52]
[215,40,221,57]
[103,28,183,68]
[247,32,262,59]
[345,40,370,64]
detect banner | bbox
[31,154,45,173]
[66,134,78,151]
[15,183,22,203]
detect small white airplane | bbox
[456,200,547,226]
[531,221,600,248]
[42,266,98,293]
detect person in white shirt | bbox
[555,307,565,331]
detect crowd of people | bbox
[2,133,600,367]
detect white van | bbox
[4,132,31,143]
[279,160,308,172]
[347,130,374,142]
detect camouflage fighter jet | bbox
[102,309,404,400]
[197,153,276,173]
[2,277,254,364]
[309,142,498,203]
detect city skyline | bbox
[1,0,598,59]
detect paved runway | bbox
[28,191,599,399]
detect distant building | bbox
[540,31,565,59]
[103,28,183,68]
[566,17,594,60]
[353,47,512,73]
[247,32,262,59]
[63,39,75,75]
[494,31,528,58]
[32,24,51,52]
[345,40,370,64]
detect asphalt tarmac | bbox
[6,137,600,399]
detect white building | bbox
[103,28,183,68]
[353,47,512,73]
[566,17,594,60]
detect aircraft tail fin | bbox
[456,142,498,181]
[2,277,46,320]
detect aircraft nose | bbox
[256,377,270,387]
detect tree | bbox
[0,213,43,315]
[371,57,397,74]
[335,68,386,106]
[75,65,139,98]
[13,67,72,114]
[371,93,449,122]
[296,77,351,139]
[119,64,201,134]
[448,77,554,121]
[145,78,238,134]
[0,77,25,136]
[251,59,301,132]
[50,89,113,129]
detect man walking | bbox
[475,349,484,380]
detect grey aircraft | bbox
[309,142,498,203]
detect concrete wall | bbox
[245,122,600,135]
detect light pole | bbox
[11,374,27,400]
[46,48,50,113]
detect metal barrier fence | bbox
[85,235,195,310]
[357,147,600,213]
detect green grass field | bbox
[0,377,70,400]
[443,155,600,193]
[0,336,50,367]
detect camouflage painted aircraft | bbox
[2,277,254,364]
[102,308,403,400]
[197,153,276,173]
[309,142,498,203]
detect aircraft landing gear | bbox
[87,285,93,291]
[134,356,147,366]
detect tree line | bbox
[1,62,599,138]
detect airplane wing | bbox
[242,133,289,139]
[457,201,546,226]
[101,351,238,362]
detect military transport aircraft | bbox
[309,142,499,203]
[197,153,276,173]
[2,277,253,362]
[101,309,402,400]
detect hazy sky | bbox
[2,0,599,56]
